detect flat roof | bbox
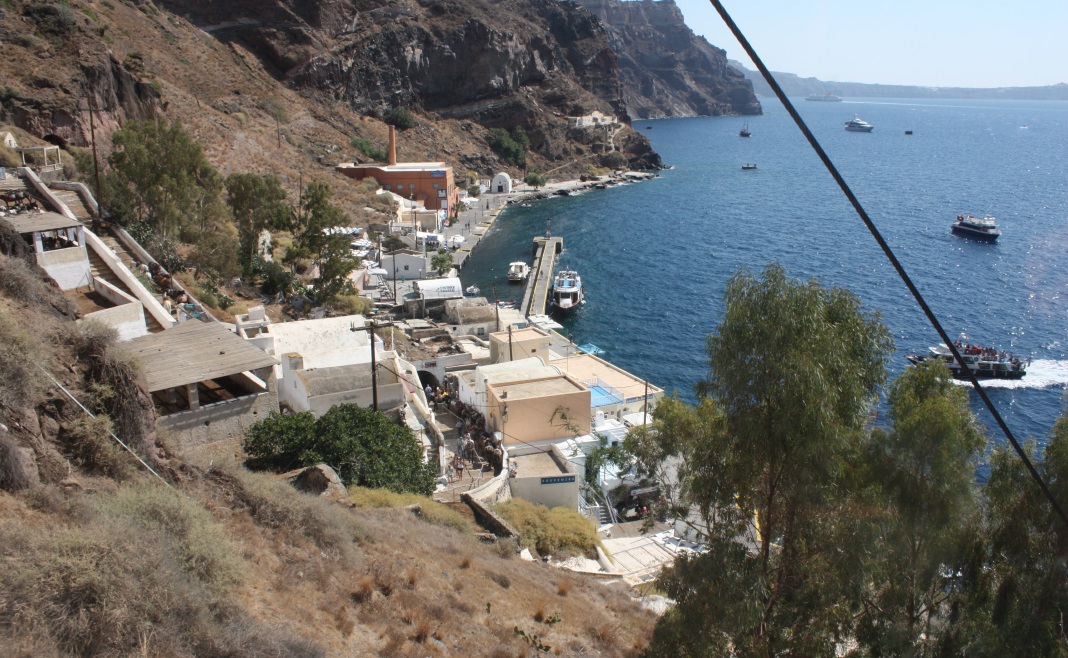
[296,363,398,395]
[491,375,586,400]
[1,211,82,234]
[548,353,662,400]
[126,322,278,391]
[489,326,549,343]
[512,450,569,477]
[340,162,449,172]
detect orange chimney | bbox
[387,125,397,166]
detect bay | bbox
[462,97,1068,453]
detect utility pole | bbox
[492,284,500,332]
[78,89,108,220]
[353,319,391,410]
[508,325,513,362]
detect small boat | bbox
[739,122,751,137]
[806,93,843,102]
[907,336,1027,380]
[742,163,758,170]
[551,268,584,311]
[577,343,606,357]
[464,285,480,297]
[507,261,531,283]
[904,130,913,135]
[951,213,1001,242]
[845,115,874,132]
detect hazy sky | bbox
[674,0,1068,88]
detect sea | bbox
[461,97,1068,462]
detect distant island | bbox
[729,61,1068,101]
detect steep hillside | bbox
[577,0,760,119]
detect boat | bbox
[464,285,480,297]
[907,337,1027,380]
[905,130,913,135]
[951,214,1001,242]
[742,163,758,170]
[551,268,584,311]
[506,261,531,282]
[739,122,751,137]
[845,115,874,132]
[806,93,843,102]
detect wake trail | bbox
[951,360,1068,390]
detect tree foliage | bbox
[225,173,290,272]
[284,180,359,305]
[383,107,416,131]
[431,248,453,276]
[487,127,528,168]
[244,405,435,495]
[524,171,547,189]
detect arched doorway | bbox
[417,370,440,392]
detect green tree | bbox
[384,107,416,130]
[649,263,894,656]
[105,119,221,242]
[854,360,985,655]
[225,173,290,272]
[431,248,453,276]
[524,171,547,189]
[487,127,527,168]
[382,234,406,253]
[285,180,358,304]
[243,405,436,495]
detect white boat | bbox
[806,93,843,102]
[506,261,530,282]
[551,269,584,311]
[951,214,1001,242]
[907,336,1026,380]
[464,285,480,297]
[845,115,874,132]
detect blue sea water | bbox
[462,97,1068,452]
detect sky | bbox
[673,0,1068,88]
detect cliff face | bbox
[576,0,760,119]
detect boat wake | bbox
[952,360,1068,389]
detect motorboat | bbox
[907,338,1027,380]
[806,93,843,102]
[739,122,751,137]
[845,115,874,132]
[742,163,758,170]
[951,214,1001,242]
[464,285,480,297]
[551,268,584,311]
[506,261,530,282]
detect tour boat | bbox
[507,261,530,282]
[551,269,584,311]
[907,338,1027,380]
[951,214,1001,242]
[845,115,874,132]
[739,122,751,137]
[806,93,843,102]
[742,163,758,170]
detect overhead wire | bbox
[704,0,1068,527]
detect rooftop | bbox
[126,322,278,391]
[492,375,587,400]
[1,211,82,234]
[548,353,662,402]
[512,449,570,478]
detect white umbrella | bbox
[449,235,466,246]
[368,268,389,276]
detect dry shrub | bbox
[0,308,48,409]
[349,485,473,534]
[0,252,56,306]
[556,580,571,597]
[493,498,599,556]
[63,414,137,480]
[533,603,547,623]
[0,482,324,657]
[494,536,518,559]
[352,575,375,603]
[459,555,472,569]
[405,567,419,589]
[219,464,369,555]
[64,318,117,362]
[333,605,355,637]
[488,571,511,589]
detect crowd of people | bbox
[1,190,42,215]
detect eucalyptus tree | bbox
[648,263,894,657]
[853,360,986,655]
[225,172,289,272]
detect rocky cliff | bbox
[576,0,760,119]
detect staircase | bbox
[86,234,167,333]
[51,189,92,223]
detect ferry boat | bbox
[845,115,874,132]
[951,214,1001,242]
[739,122,751,137]
[551,269,584,311]
[806,93,843,102]
[742,163,758,170]
[907,338,1027,380]
[506,261,530,282]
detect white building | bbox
[490,172,512,194]
[381,249,429,281]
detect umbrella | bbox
[449,235,466,246]
[368,268,389,276]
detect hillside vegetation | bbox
[0,250,657,656]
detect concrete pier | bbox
[522,236,563,316]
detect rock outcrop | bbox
[576,0,761,119]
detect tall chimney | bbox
[387,125,397,166]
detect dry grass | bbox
[0,307,48,410]
[62,415,138,480]
[494,497,601,557]
[348,485,474,535]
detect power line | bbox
[705,0,1068,527]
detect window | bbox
[383,184,391,190]
[409,183,416,190]
[403,265,409,271]
[432,183,439,189]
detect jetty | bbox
[522,236,563,316]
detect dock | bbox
[521,236,563,316]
